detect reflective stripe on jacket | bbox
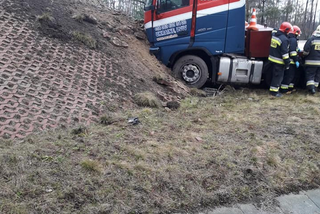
[303,36,320,66]
[268,31,290,66]
[288,33,299,64]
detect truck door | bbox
[193,0,245,54]
[194,0,229,54]
[144,0,193,44]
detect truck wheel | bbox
[173,55,209,88]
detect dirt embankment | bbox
[0,0,189,139]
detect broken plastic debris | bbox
[128,117,140,125]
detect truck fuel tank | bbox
[217,57,263,84]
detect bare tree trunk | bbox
[303,0,309,21]
[313,0,319,30]
[294,0,298,23]
[303,0,309,37]
[309,0,314,29]
[285,0,290,21]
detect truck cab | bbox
[144,0,274,88]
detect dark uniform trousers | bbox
[281,33,299,91]
[268,31,290,93]
[305,66,320,88]
[281,64,296,89]
[303,35,320,89]
[270,63,286,91]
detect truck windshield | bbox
[145,0,153,7]
[157,0,189,13]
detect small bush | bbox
[71,126,88,136]
[72,31,97,49]
[72,14,85,22]
[134,92,161,108]
[190,88,207,97]
[80,159,102,173]
[166,101,180,110]
[100,114,114,125]
[266,155,280,167]
[37,12,52,21]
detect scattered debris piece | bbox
[203,87,219,96]
[128,117,140,125]
[195,136,203,142]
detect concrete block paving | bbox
[0,7,133,139]
[195,189,320,214]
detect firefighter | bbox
[280,25,301,94]
[268,22,293,97]
[303,25,320,94]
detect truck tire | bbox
[173,55,209,88]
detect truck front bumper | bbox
[149,47,160,59]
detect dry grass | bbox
[80,159,102,173]
[72,14,85,22]
[190,88,207,97]
[72,31,97,49]
[36,12,52,21]
[134,92,162,108]
[0,89,319,214]
[99,113,116,125]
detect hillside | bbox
[0,0,189,139]
[0,0,319,214]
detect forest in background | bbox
[82,0,318,39]
[246,0,319,39]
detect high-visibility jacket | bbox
[272,28,278,36]
[268,31,290,66]
[303,35,320,66]
[288,33,299,64]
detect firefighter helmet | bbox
[291,25,301,36]
[279,22,293,34]
[314,25,320,37]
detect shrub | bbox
[134,92,161,108]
